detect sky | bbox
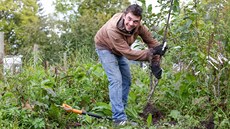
[40,0,55,15]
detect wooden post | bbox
[33,44,39,66]
[63,52,67,71]
[0,32,4,64]
[0,32,4,78]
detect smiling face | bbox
[123,12,141,32]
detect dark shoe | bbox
[114,120,138,126]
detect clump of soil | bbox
[140,102,215,129]
[66,121,81,128]
[201,120,214,129]
[139,102,164,124]
[195,114,214,129]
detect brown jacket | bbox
[94,13,159,61]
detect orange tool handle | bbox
[62,103,83,114]
[62,103,113,120]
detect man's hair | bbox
[124,4,143,19]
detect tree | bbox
[0,0,62,63]
[0,0,41,55]
[53,0,130,60]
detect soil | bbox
[66,121,81,128]
[139,102,164,124]
[140,102,215,129]
[196,114,214,129]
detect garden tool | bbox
[147,56,160,103]
[147,0,173,103]
[62,103,112,120]
[147,73,159,102]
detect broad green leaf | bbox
[169,110,181,120]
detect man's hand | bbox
[150,44,168,56]
[151,62,162,79]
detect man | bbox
[94,4,166,126]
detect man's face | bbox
[123,12,141,32]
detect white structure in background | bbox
[3,55,23,75]
[130,41,148,69]
[207,54,229,70]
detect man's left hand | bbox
[151,61,162,79]
[150,44,168,56]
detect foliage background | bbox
[0,0,229,128]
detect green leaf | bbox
[32,118,45,129]
[48,104,61,122]
[173,0,180,12]
[42,86,56,97]
[41,79,51,85]
[85,114,92,124]
[185,19,193,28]
[147,114,152,127]
[2,92,14,100]
[92,102,112,116]
[126,107,138,119]
[219,118,230,128]
[169,110,181,120]
[147,5,152,13]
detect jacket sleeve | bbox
[138,25,162,63]
[107,30,150,61]
[138,25,160,48]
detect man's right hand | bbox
[150,44,168,56]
